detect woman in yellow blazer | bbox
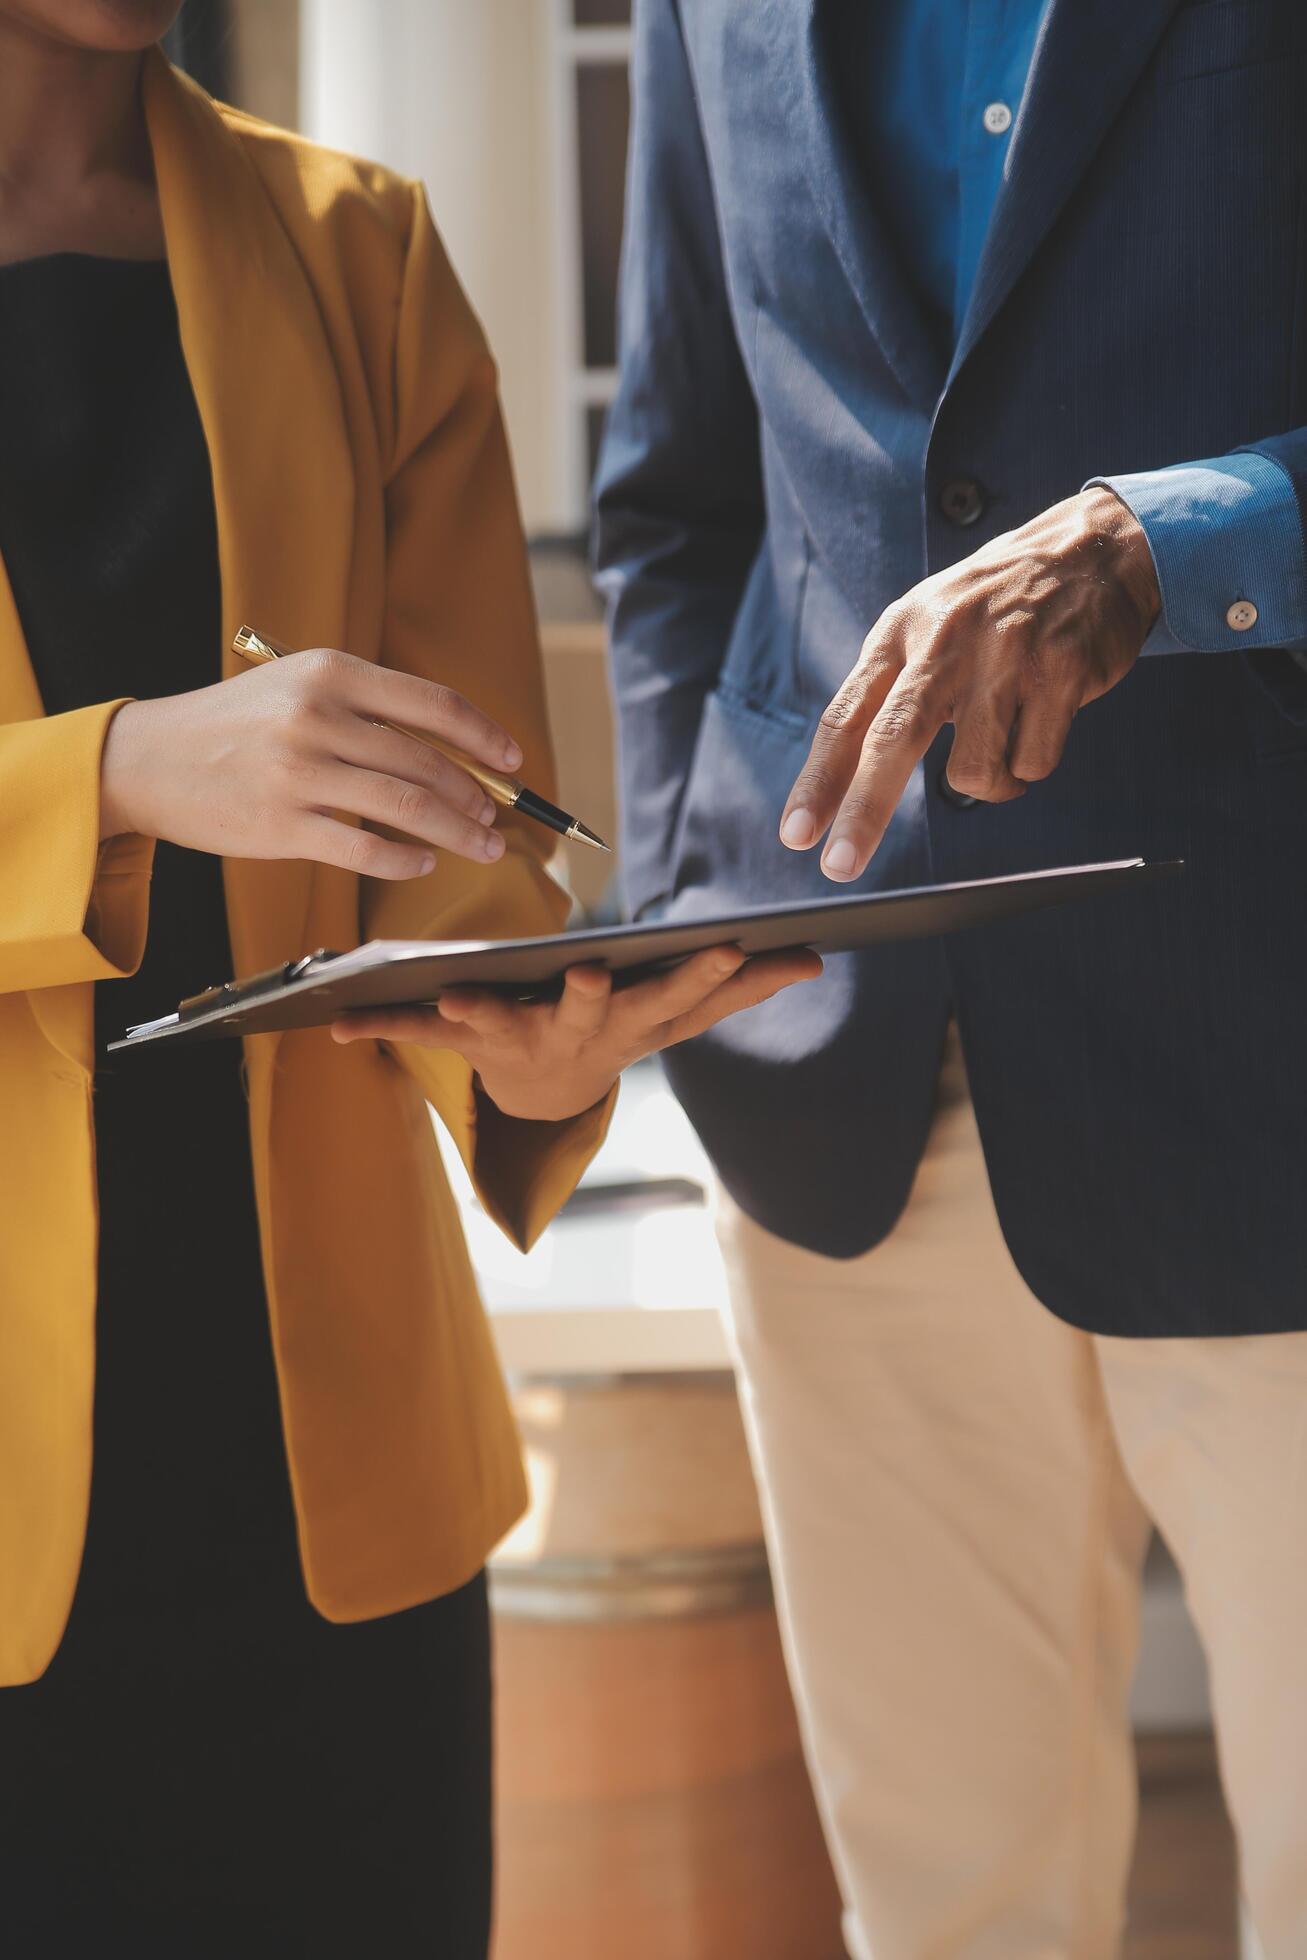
[0,2,817,1947]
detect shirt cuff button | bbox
[1226,599,1258,631]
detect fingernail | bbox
[823,837,858,879]
[502,738,523,770]
[781,808,816,849]
[482,830,505,860]
[419,853,436,875]
[480,797,496,825]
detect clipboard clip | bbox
[177,949,344,1023]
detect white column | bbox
[299,0,572,534]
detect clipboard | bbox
[108,856,1181,1051]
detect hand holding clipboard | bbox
[113,861,1180,1123]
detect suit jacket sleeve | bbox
[360,183,614,1252]
[0,700,155,995]
[592,0,764,921]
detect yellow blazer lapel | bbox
[0,562,42,727]
[144,52,356,979]
[0,563,94,1066]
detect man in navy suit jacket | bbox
[596,1,1307,1950]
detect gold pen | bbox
[231,626,609,853]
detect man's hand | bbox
[779,488,1161,881]
[332,947,822,1124]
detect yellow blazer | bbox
[0,54,613,1687]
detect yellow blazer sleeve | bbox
[361,184,615,1250]
[0,701,154,995]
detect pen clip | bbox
[177,949,344,1022]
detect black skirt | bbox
[0,253,492,1956]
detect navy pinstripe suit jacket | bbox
[595,0,1307,1336]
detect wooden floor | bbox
[1125,1732,1238,1959]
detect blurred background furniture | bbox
[491,1366,846,1960]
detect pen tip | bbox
[570,821,611,853]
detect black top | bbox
[0,254,291,1606]
[0,255,493,1953]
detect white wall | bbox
[299,0,574,534]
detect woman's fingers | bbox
[436,988,518,1036]
[332,989,521,1048]
[317,764,506,865]
[297,814,438,882]
[331,1005,480,1050]
[340,656,524,773]
[337,716,497,827]
[332,948,821,1060]
[656,950,823,1048]
[612,945,747,1031]
[554,965,613,1041]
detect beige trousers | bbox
[715,1029,1307,1960]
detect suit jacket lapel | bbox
[951,0,1180,382]
[143,51,356,980]
[788,0,947,411]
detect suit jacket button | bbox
[938,477,987,526]
[938,769,979,808]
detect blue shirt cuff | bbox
[1087,454,1307,655]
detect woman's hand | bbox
[331,945,824,1123]
[99,646,524,878]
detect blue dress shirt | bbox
[860,1,1307,657]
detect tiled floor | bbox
[1126,1732,1238,1959]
